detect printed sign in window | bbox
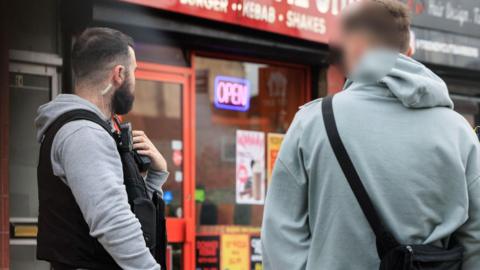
[196,235,220,270]
[221,234,250,270]
[236,130,265,205]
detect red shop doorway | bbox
[125,62,196,269]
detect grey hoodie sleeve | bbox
[52,121,160,270]
[262,114,310,270]
[456,133,480,270]
[145,169,169,198]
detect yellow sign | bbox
[221,234,249,270]
[267,133,285,185]
[14,225,38,238]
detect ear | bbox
[112,65,125,86]
[405,46,414,57]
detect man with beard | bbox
[35,28,166,269]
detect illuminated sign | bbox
[214,76,250,112]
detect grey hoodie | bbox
[35,94,168,270]
[262,50,480,270]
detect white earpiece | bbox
[101,83,113,96]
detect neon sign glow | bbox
[214,76,251,112]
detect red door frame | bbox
[136,62,196,270]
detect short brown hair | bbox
[342,0,411,52]
[72,27,134,84]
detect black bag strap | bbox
[321,95,399,256]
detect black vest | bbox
[37,110,123,270]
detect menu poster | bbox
[250,236,263,270]
[236,130,266,205]
[221,234,250,270]
[266,133,285,185]
[196,235,220,270]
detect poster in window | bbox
[196,235,220,270]
[267,133,285,186]
[250,236,263,270]
[221,234,250,270]
[236,130,265,205]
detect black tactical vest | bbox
[37,109,166,270]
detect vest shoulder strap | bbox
[43,109,114,145]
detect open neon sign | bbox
[214,76,250,112]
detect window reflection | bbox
[195,57,307,230]
[124,79,183,218]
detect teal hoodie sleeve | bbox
[262,113,310,270]
[456,132,480,270]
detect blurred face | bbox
[111,47,137,115]
[339,29,372,76]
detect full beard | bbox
[111,76,135,115]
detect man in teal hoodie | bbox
[262,1,480,269]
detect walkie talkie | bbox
[116,119,152,173]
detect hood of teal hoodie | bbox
[345,50,454,109]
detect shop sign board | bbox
[412,27,480,71]
[121,0,361,44]
[236,130,266,205]
[221,234,250,270]
[250,236,263,270]
[401,0,480,38]
[266,133,284,185]
[196,235,221,270]
[214,76,250,112]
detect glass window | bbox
[195,56,308,231]
[124,79,184,218]
[9,71,51,270]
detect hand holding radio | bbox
[132,130,168,172]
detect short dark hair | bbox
[72,27,134,84]
[342,0,411,52]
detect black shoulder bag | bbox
[322,96,464,270]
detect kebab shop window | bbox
[195,56,308,231]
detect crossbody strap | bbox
[321,95,399,257]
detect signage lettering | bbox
[122,0,360,43]
[179,0,228,12]
[403,0,480,38]
[214,76,250,112]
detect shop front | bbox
[45,0,343,269]
[122,52,310,269]
[6,0,480,269]
[3,0,338,267]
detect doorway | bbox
[124,62,195,270]
[8,58,60,270]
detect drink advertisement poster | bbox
[236,130,265,205]
[196,235,220,270]
[221,234,250,270]
[267,133,285,185]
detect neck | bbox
[75,83,113,118]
